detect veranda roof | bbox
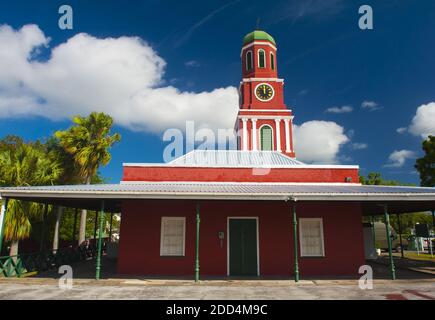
[0,182,434,215]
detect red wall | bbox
[117,200,365,277]
[240,41,287,110]
[122,166,359,183]
[240,80,286,110]
[242,43,278,79]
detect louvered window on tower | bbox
[160,217,185,256]
[246,51,253,70]
[258,49,265,68]
[260,125,273,151]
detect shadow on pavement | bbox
[29,256,435,282]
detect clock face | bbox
[255,83,274,101]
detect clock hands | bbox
[256,84,273,100]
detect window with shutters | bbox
[299,218,325,257]
[260,125,273,151]
[160,217,186,256]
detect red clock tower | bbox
[236,30,295,158]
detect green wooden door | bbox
[229,219,258,276]
[260,126,273,151]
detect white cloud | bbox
[396,127,407,134]
[384,150,416,168]
[0,24,354,167]
[185,60,200,67]
[408,102,435,139]
[293,120,350,164]
[0,24,239,133]
[351,143,368,150]
[361,100,382,111]
[325,105,353,113]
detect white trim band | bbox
[241,41,277,54]
[241,78,284,83]
[237,115,294,120]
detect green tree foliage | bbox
[415,135,435,187]
[389,212,433,237]
[32,139,109,248]
[0,135,24,152]
[45,208,120,241]
[0,112,121,254]
[359,172,415,186]
[55,112,121,244]
[360,172,432,235]
[0,140,62,247]
[55,112,121,184]
[45,137,80,185]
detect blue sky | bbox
[0,0,434,184]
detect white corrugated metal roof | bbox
[1,182,434,202]
[169,150,304,166]
[123,150,359,169]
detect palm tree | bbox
[55,112,121,245]
[45,137,79,251]
[0,143,62,255]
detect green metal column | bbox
[384,205,396,280]
[95,201,106,280]
[397,214,404,259]
[0,198,9,254]
[431,210,434,257]
[371,216,376,249]
[108,213,114,242]
[195,203,200,282]
[93,210,99,243]
[292,201,299,282]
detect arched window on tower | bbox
[246,51,253,71]
[260,125,273,151]
[258,49,266,68]
[270,52,275,70]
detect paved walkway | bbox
[0,280,434,300]
[0,257,434,300]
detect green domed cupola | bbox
[243,30,276,45]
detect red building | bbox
[1,30,434,281]
[117,30,364,277]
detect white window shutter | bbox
[160,217,185,256]
[299,218,325,257]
